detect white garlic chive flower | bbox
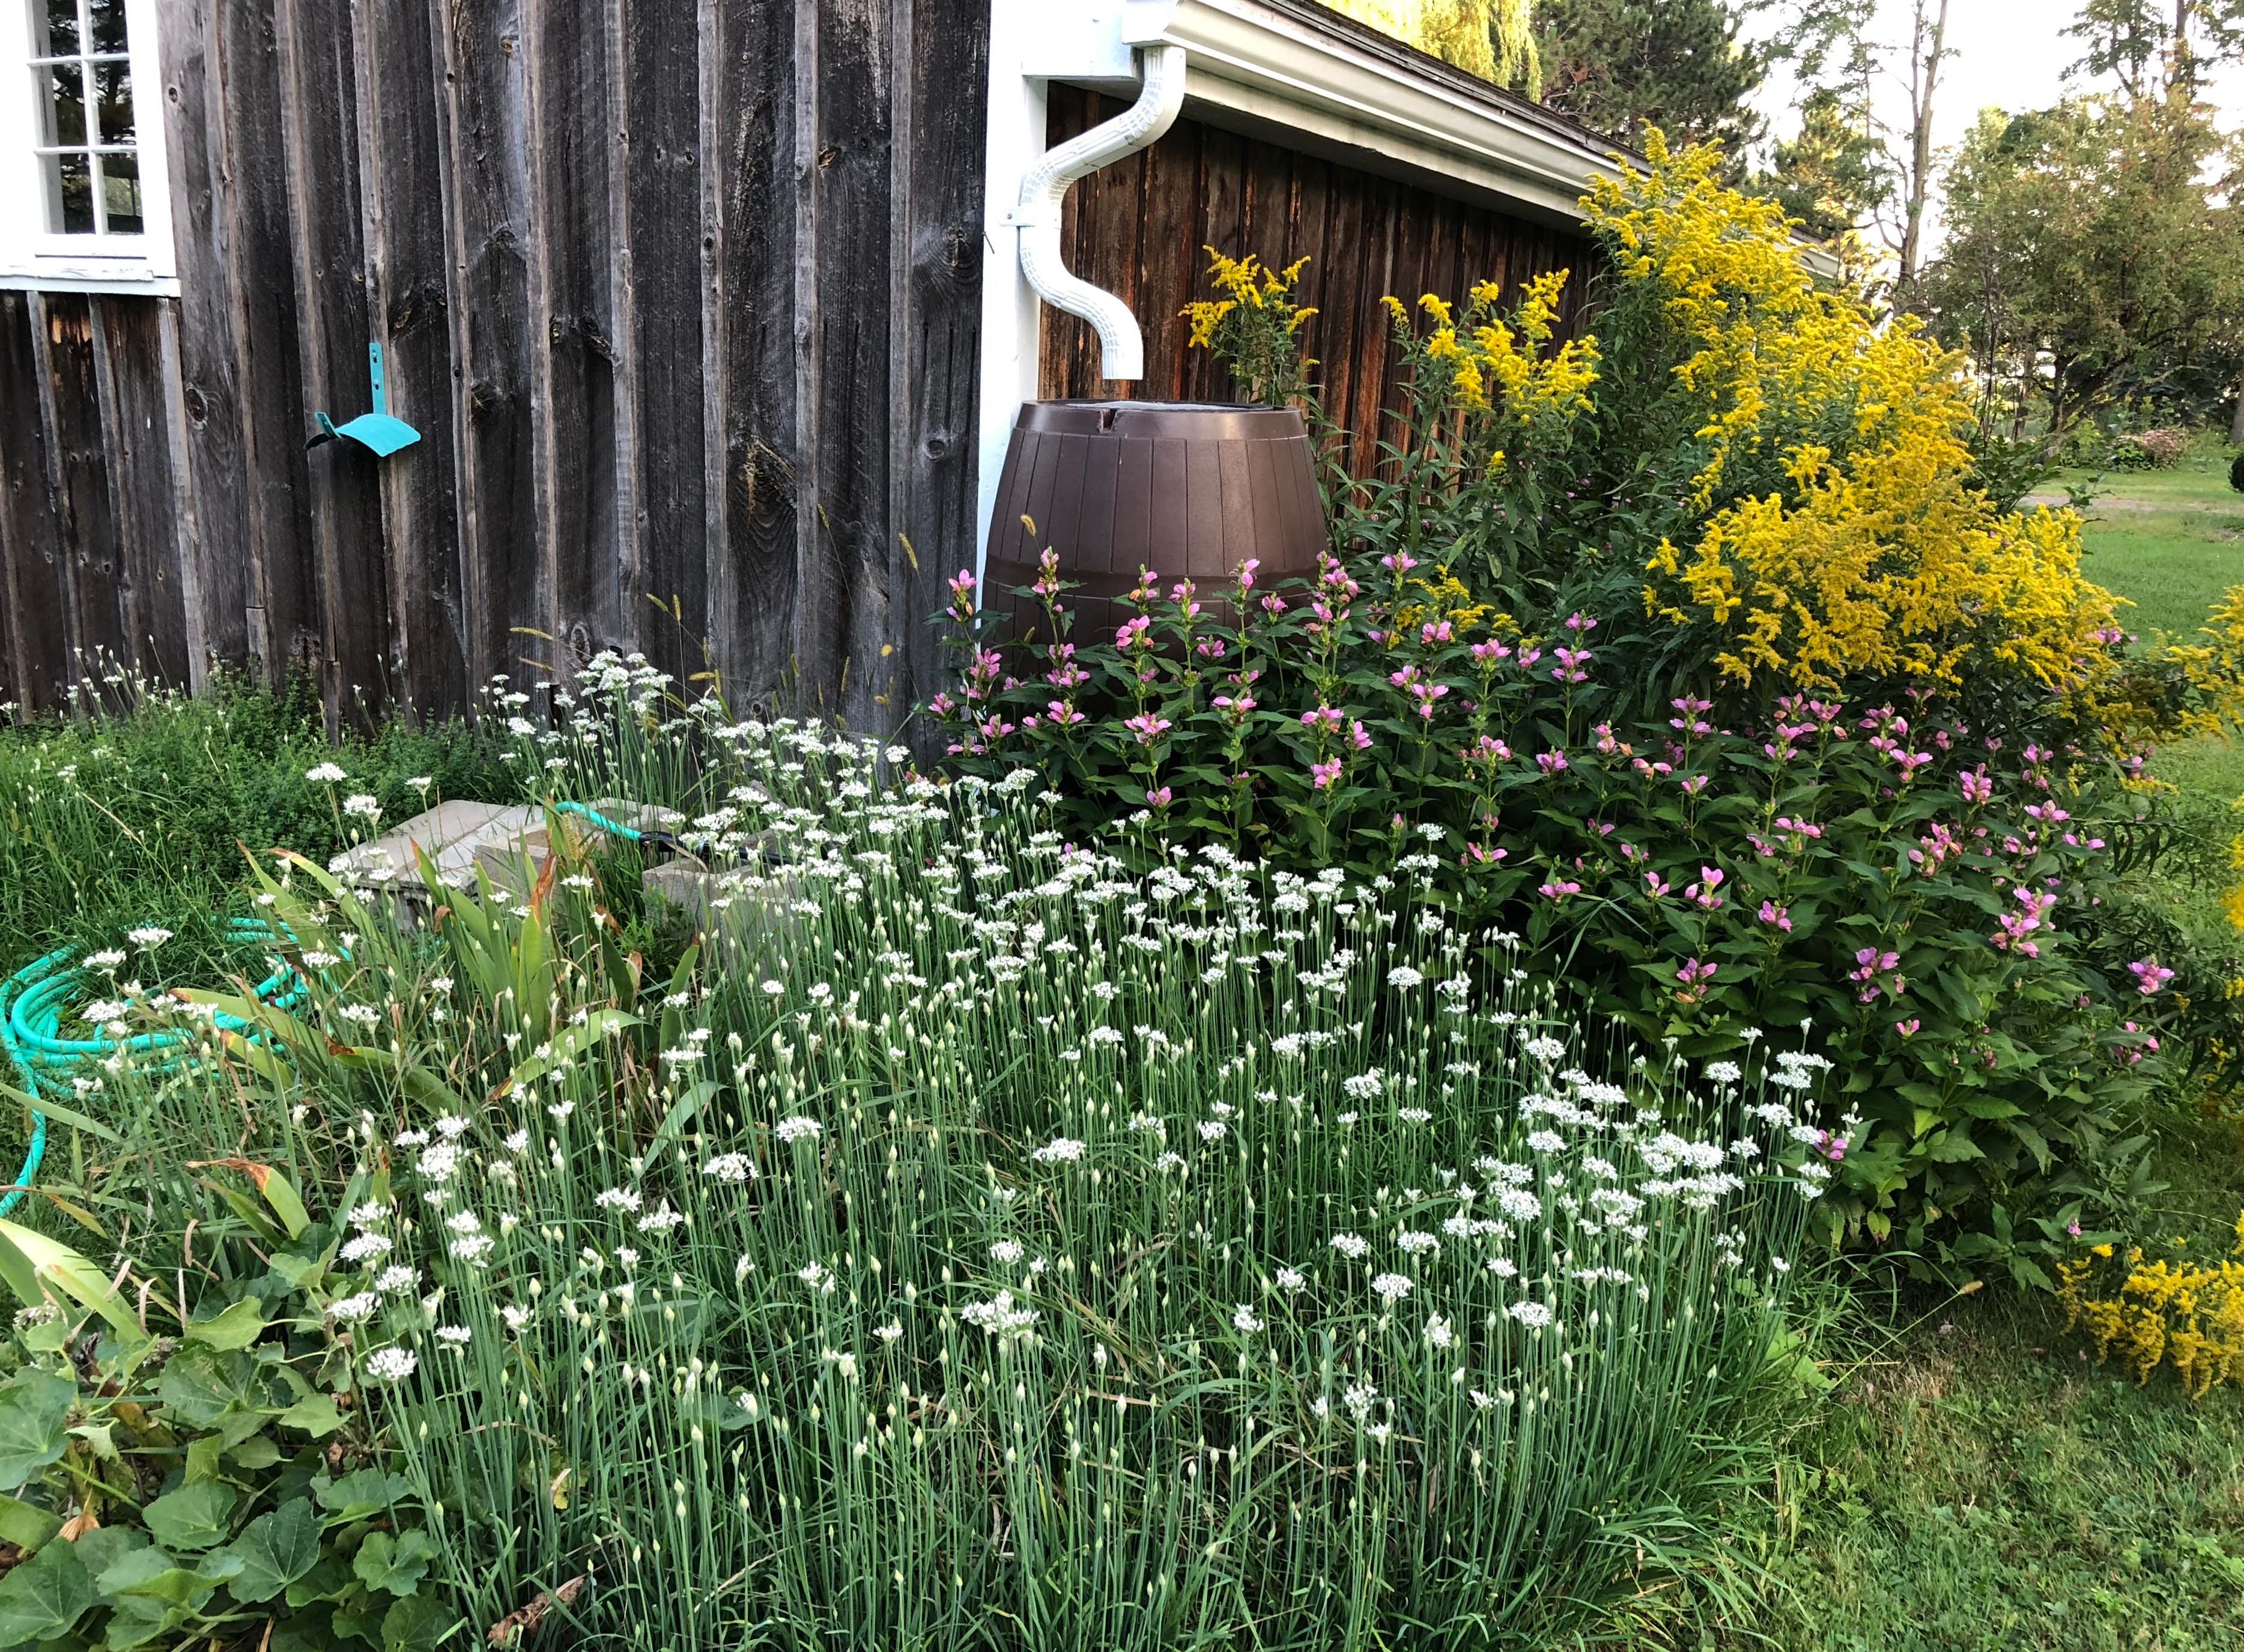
[1425,1314,1457,1349]
[1506,1300,1554,1329]
[435,1115,471,1139]
[375,1265,417,1295]
[1770,1256,1792,1274]
[126,926,172,950]
[1524,1035,1567,1065]
[703,1152,756,1184]
[1342,1382,1380,1421]
[1705,1060,1743,1086]
[305,761,348,784]
[1526,1130,1566,1155]
[502,1129,529,1156]
[874,1321,905,1343]
[82,949,127,971]
[1388,966,1425,990]
[1396,1107,1433,1126]
[959,1290,1039,1339]
[989,1240,1025,1266]
[638,1205,685,1233]
[501,1304,533,1331]
[1196,1120,1228,1143]
[1153,1151,1185,1173]
[328,1292,380,1323]
[797,1263,837,1295]
[1395,1230,1439,1256]
[301,951,341,970]
[1231,1304,1264,1334]
[761,980,787,997]
[1371,1272,1413,1302]
[772,1116,820,1144]
[419,1144,463,1185]
[594,1188,642,1212]
[1330,1233,1370,1260]
[547,1101,575,1121]
[435,1325,472,1347]
[340,1232,393,1264]
[394,1128,430,1148]
[365,1348,418,1382]
[1275,1266,1307,1293]
[1031,1136,1086,1165]
[342,794,382,822]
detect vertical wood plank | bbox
[532,0,630,675]
[352,0,469,716]
[895,0,986,720]
[89,298,193,686]
[435,0,543,699]
[31,294,127,685]
[214,0,320,680]
[1134,121,1199,406]
[274,0,393,725]
[151,0,243,682]
[795,0,893,724]
[0,294,69,711]
[623,0,708,690]
[703,0,799,711]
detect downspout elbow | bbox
[1016,43,1187,383]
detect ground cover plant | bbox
[938,138,2239,1279]
[0,665,1835,1648]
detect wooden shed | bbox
[0,0,1624,728]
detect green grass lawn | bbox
[1737,443,2244,1652]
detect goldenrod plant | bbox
[2058,1214,2244,1399]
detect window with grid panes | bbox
[1,0,174,291]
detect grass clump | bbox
[0,667,510,981]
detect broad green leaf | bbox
[219,1498,320,1604]
[183,1160,309,1242]
[277,1392,345,1439]
[228,1433,282,1471]
[0,1535,93,1647]
[184,1296,267,1353]
[0,1493,58,1554]
[97,1591,192,1650]
[0,1371,74,1491]
[141,1480,238,1552]
[352,1528,432,1597]
[95,1546,217,1609]
[314,1469,413,1523]
[156,1347,262,1430]
[381,1590,450,1650]
[183,1436,222,1484]
[282,1552,353,1610]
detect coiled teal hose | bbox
[0,920,307,1218]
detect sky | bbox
[1747,0,2244,256]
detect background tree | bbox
[1325,0,1542,95]
[1920,92,2244,436]
[1533,0,1768,156]
[2068,0,2244,95]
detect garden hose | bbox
[0,920,308,1219]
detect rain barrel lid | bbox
[1010,400,1305,441]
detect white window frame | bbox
[0,0,176,295]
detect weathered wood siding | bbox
[0,0,990,724]
[1041,88,1597,480]
[0,5,1606,724]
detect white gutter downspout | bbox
[976,7,1186,578]
[1012,43,1187,382]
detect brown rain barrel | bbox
[984,401,1327,638]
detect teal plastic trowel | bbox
[306,343,420,458]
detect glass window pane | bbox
[93,59,130,144]
[37,61,86,147]
[43,151,95,235]
[34,0,80,57]
[86,0,125,56]
[97,151,141,234]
